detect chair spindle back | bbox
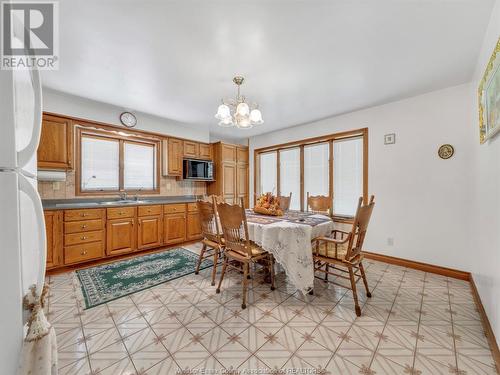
[216,197,252,258]
[197,198,222,244]
[345,195,375,261]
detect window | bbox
[304,143,330,210]
[77,129,159,194]
[254,128,367,216]
[279,148,300,210]
[334,137,363,216]
[124,142,156,190]
[259,151,277,195]
[81,136,119,191]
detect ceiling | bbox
[43,0,495,139]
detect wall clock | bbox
[120,112,137,128]
[438,144,454,159]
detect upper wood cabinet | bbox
[38,114,73,170]
[183,141,199,158]
[208,142,249,207]
[237,147,248,164]
[44,211,63,269]
[162,138,183,176]
[199,143,212,160]
[221,144,237,162]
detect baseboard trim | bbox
[469,275,500,373]
[362,251,470,280]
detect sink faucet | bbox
[119,192,128,201]
[134,188,142,201]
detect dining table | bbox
[245,209,335,294]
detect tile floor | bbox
[47,243,498,375]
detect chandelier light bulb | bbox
[215,104,230,120]
[236,102,250,117]
[250,109,263,124]
[218,117,234,127]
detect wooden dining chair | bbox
[277,192,292,211]
[194,197,224,286]
[216,197,275,309]
[312,196,375,316]
[307,192,332,215]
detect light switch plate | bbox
[384,133,396,145]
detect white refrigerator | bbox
[0,49,47,373]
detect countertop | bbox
[42,195,201,210]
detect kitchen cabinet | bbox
[44,202,205,271]
[38,114,73,170]
[199,143,212,160]
[162,138,183,176]
[208,142,249,207]
[106,218,136,255]
[186,203,202,240]
[62,208,105,265]
[44,211,63,269]
[183,141,199,158]
[164,213,186,244]
[137,205,163,250]
[163,203,186,244]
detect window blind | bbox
[279,148,300,210]
[304,143,330,209]
[334,137,363,216]
[124,142,156,190]
[81,136,119,191]
[259,151,277,195]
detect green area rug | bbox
[76,248,212,309]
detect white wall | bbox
[250,83,476,274]
[471,0,500,348]
[42,88,210,142]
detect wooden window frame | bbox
[76,127,161,196]
[254,128,368,217]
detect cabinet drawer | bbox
[107,206,136,219]
[64,208,104,222]
[164,204,186,214]
[138,205,162,217]
[64,242,103,265]
[187,203,198,212]
[64,219,103,234]
[64,230,103,246]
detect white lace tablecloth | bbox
[246,211,334,293]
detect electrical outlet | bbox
[387,237,394,246]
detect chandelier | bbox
[215,76,263,129]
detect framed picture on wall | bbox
[478,37,500,144]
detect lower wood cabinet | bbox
[186,203,202,240]
[65,242,104,265]
[44,202,204,270]
[106,218,136,255]
[44,211,63,269]
[138,216,163,250]
[164,213,186,244]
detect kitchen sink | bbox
[97,200,155,205]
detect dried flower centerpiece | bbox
[254,193,284,216]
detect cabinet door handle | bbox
[81,236,87,240]
[119,211,123,215]
[81,213,88,217]
[80,250,87,255]
[147,209,151,213]
[81,224,87,229]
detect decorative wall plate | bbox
[438,144,454,159]
[120,112,137,128]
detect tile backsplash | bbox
[37,170,207,199]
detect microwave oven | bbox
[183,159,214,180]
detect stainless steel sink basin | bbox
[97,200,155,205]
